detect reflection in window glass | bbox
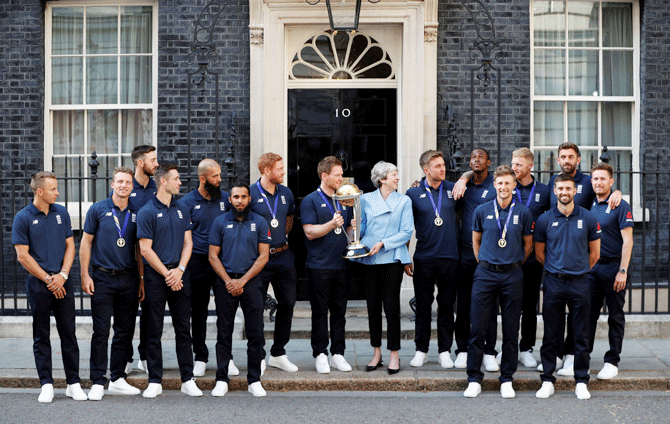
[534,102,563,146]
[533,0,565,47]
[87,7,118,55]
[534,49,565,95]
[568,102,597,147]
[569,50,598,96]
[53,8,83,55]
[568,2,598,47]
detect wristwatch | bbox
[619,268,626,274]
[178,265,186,272]
[59,271,69,281]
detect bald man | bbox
[178,159,232,377]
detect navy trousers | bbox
[26,275,80,385]
[89,268,139,385]
[412,257,458,354]
[214,275,265,384]
[307,268,348,358]
[467,266,523,384]
[144,266,194,383]
[540,272,591,384]
[455,249,498,355]
[519,258,543,352]
[588,262,625,366]
[259,249,297,357]
[188,253,217,363]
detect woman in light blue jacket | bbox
[357,161,414,374]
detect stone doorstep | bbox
[1,370,668,392]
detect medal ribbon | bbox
[256,181,279,221]
[424,180,443,219]
[493,200,515,242]
[317,188,341,216]
[111,208,130,241]
[515,181,536,209]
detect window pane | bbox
[607,150,632,195]
[569,50,598,96]
[534,150,559,184]
[52,7,83,55]
[87,57,118,104]
[121,56,151,103]
[603,51,633,96]
[87,7,118,55]
[603,3,633,48]
[53,157,84,203]
[568,2,598,47]
[52,57,83,105]
[53,110,85,155]
[602,102,632,147]
[568,102,597,146]
[89,157,115,202]
[533,1,565,47]
[579,149,599,172]
[121,6,152,54]
[534,101,563,146]
[534,49,565,95]
[121,110,153,151]
[88,110,118,155]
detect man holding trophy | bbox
[301,156,355,374]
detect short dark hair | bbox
[558,142,580,157]
[154,163,178,184]
[317,156,343,178]
[419,150,443,169]
[493,165,516,181]
[591,162,613,178]
[471,147,490,161]
[131,145,156,166]
[554,173,575,186]
[230,181,250,195]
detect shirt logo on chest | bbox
[552,222,558,227]
[577,185,583,194]
[281,195,286,204]
[513,215,519,225]
[486,215,493,220]
[226,224,233,228]
[257,198,264,203]
[132,213,136,222]
[177,210,183,219]
[106,212,112,216]
[194,205,201,210]
[32,219,39,225]
[482,190,489,198]
[130,193,137,197]
[578,220,583,229]
[157,213,163,218]
[420,194,426,198]
[447,191,453,199]
[220,202,225,211]
[56,215,62,225]
[250,223,257,232]
[321,203,327,208]
[535,193,541,202]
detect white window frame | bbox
[44,0,158,223]
[530,0,642,216]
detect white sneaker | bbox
[535,381,554,398]
[537,357,563,372]
[597,363,619,380]
[315,353,330,374]
[496,352,502,365]
[500,381,515,398]
[410,351,428,368]
[519,351,537,368]
[454,352,468,369]
[483,354,500,372]
[248,381,267,397]
[66,383,88,401]
[137,360,148,374]
[38,384,54,403]
[557,364,574,377]
[124,361,134,376]
[108,378,141,395]
[261,359,267,376]
[212,381,228,397]
[88,384,104,401]
[143,383,162,398]
[193,360,207,377]
[330,354,352,372]
[575,382,591,400]
[438,352,454,369]
[268,355,299,372]
[229,359,240,376]
[463,382,481,398]
[181,379,203,397]
[559,354,574,372]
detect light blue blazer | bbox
[356,189,414,265]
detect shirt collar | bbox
[225,210,252,221]
[28,203,56,215]
[468,173,493,187]
[551,205,581,218]
[133,177,156,190]
[516,176,536,189]
[595,192,612,205]
[106,195,133,212]
[151,195,175,209]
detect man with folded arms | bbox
[80,167,143,400]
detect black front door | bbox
[287,88,397,300]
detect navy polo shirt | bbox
[406,179,461,261]
[300,189,352,270]
[534,206,601,275]
[178,189,231,255]
[590,194,634,258]
[137,196,193,265]
[12,203,74,273]
[549,170,595,209]
[514,177,550,222]
[250,180,296,248]
[83,196,138,270]
[209,211,271,274]
[460,173,497,248]
[129,177,157,211]
[473,200,533,265]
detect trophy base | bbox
[342,245,371,259]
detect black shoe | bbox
[365,359,383,372]
[387,366,400,375]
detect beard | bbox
[204,181,221,199]
[142,163,155,176]
[558,195,573,206]
[232,203,251,219]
